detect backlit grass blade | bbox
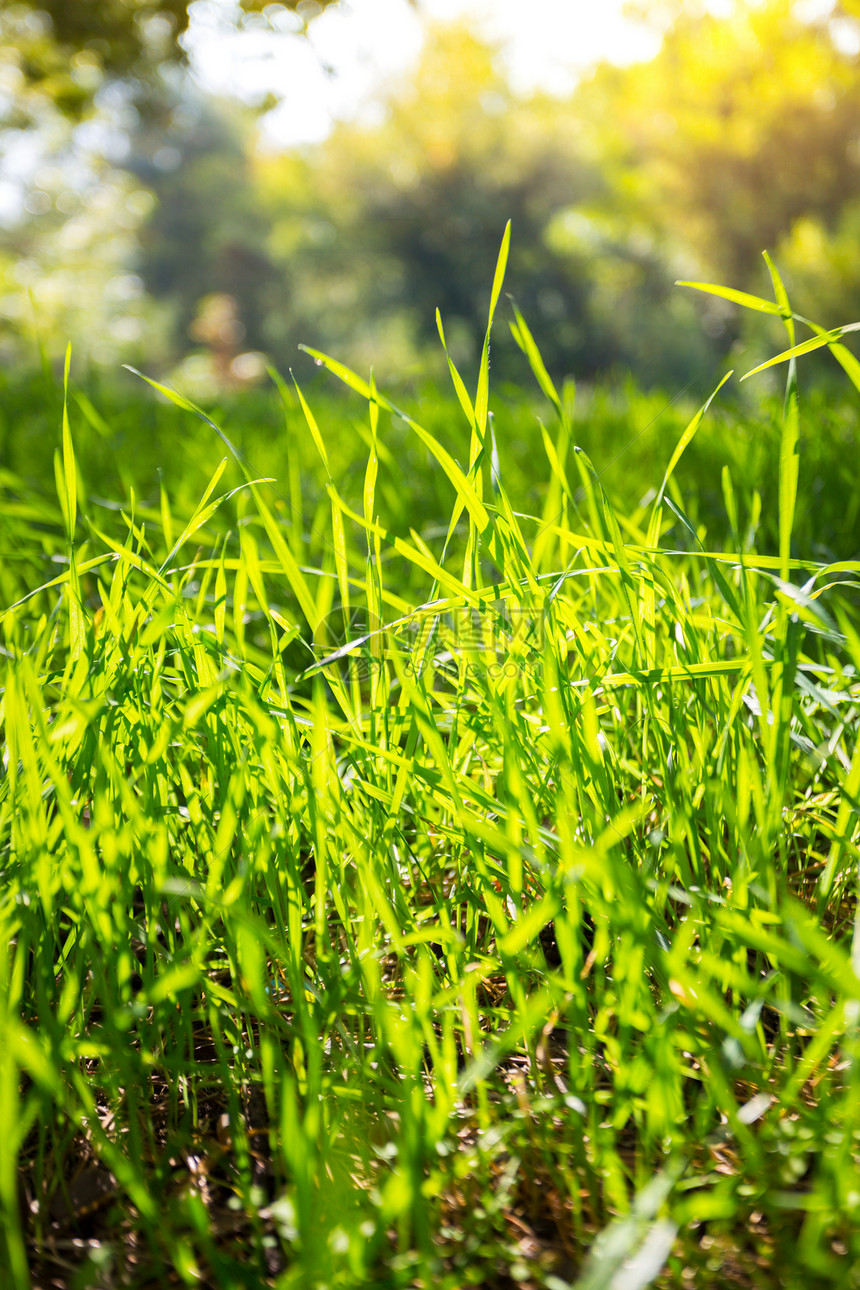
[788,317,860,397]
[508,295,563,415]
[436,309,477,431]
[575,445,643,663]
[124,364,205,415]
[461,223,510,588]
[364,367,380,534]
[128,365,318,629]
[252,484,321,630]
[819,740,860,905]
[61,344,77,541]
[57,346,85,661]
[643,372,733,664]
[581,657,768,689]
[475,219,510,438]
[363,370,386,707]
[125,365,256,475]
[740,322,860,379]
[315,486,478,613]
[292,374,350,635]
[291,370,330,474]
[649,371,734,537]
[158,457,227,568]
[300,345,490,534]
[676,280,785,315]
[763,252,800,583]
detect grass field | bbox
[2,243,860,1288]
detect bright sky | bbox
[185,0,663,148]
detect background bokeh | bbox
[3,0,860,394]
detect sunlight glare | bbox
[185,0,662,148]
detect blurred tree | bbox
[4,0,860,389]
[0,2,290,370]
[0,165,168,370]
[587,0,860,288]
[0,1,342,124]
[254,23,714,385]
[132,96,280,361]
[774,199,860,326]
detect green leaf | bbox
[676,281,785,315]
[61,343,77,541]
[508,296,563,415]
[762,253,799,582]
[647,371,733,550]
[436,309,477,430]
[741,323,860,380]
[302,346,490,533]
[475,219,511,437]
[292,371,330,475]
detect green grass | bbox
[2,248,860,1289]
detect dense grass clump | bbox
[2,240,860,1288]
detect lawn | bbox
[2,245,860,1288]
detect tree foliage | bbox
[3,0,860,383]
[582,0,860,286]
[249,23,713,384]
[134,98,280,362]
[2,1,341,120]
